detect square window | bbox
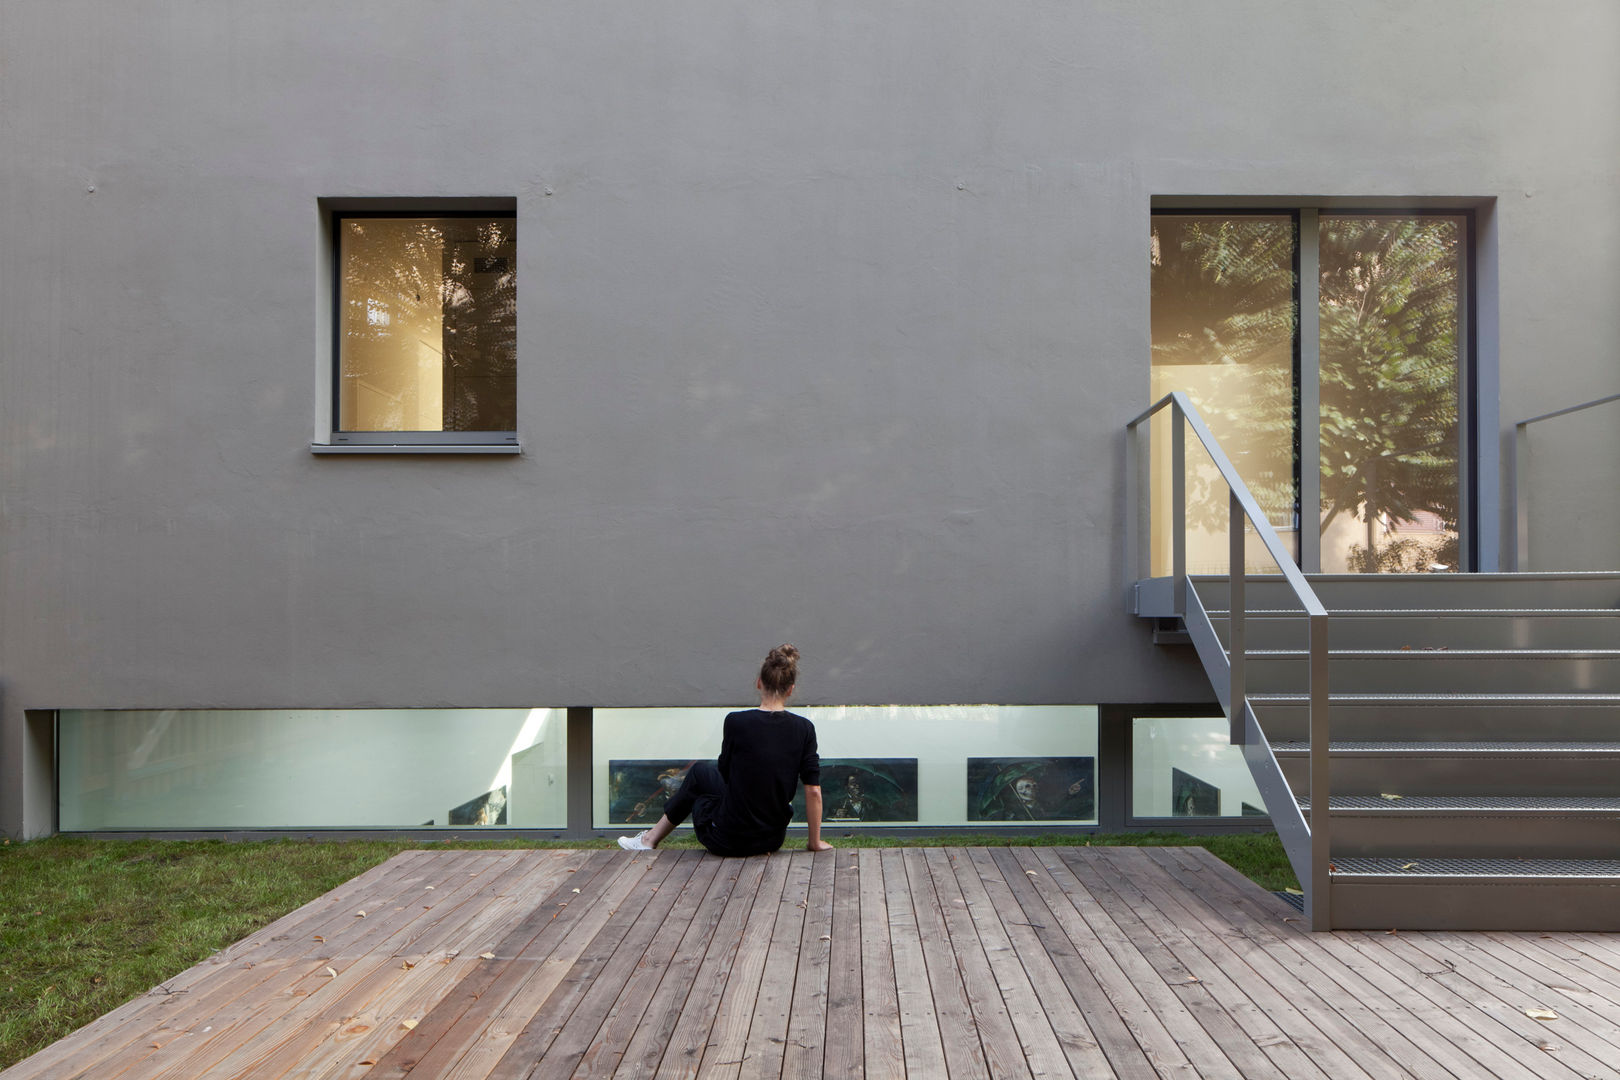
[331,213,516,445]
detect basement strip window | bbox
[56,709,567,830]
[594,705,1100,830]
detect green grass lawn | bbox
[0,831,1295,1069]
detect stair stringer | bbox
[1183,579,1317,905]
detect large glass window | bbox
[1150,214,1299,575]
[593,705,1099,829]
[1130,715,1266,819]
[58,709,567,829]
[1150,209,1467,574]
[335,214,516,441]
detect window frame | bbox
[315,202,520,455]
[1150,199,1482,571]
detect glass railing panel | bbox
[1519,397,1620,571]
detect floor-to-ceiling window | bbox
[1150,208,1469,574]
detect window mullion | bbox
[1297,208,1322,574]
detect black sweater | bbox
[714,708,821,850]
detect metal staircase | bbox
[1127,392,1620,930]
[1196,572,1620,931]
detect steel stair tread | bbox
[1297,794,1620,811]
[1269,740,1620,753]
[1204,608,1620,617]
[1250,692,1620,704]
[1332,856,1620,878]
[1237,648,1620,657]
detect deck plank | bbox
[780,850,835,1080]
[573,855,724,1080]
[854,849,906,1080]
[119,852,529,1080]
[881,848,949,1079]
[14,852,442,1080]
[18,845,1620,1080]
[819,852,865,1080]
[1121,846,1433,1080]
[984,847,1161,1080]
[610,856,747,1078]
[654,855,772,1080]
[1045,848,1300,1080]
[695,851,793,1080]
[923,849,1032,1080]
[963,847,1113,1080]
[1148,848,1585,1080]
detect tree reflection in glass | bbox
[1318,217,1460,573]
[1149,215,1297,574]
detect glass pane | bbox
[58,709,567,829]
[1318,216,1462,573]
[594,705,1098,829]
[1520,398,1620,570]
[1150,215,1298,576]
[338,216,517,433]
[1131,716,1266,818]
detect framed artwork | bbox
[448,785,508,826]
[608,759,698,825]
[791,759,919,824]
[967,757,1095,821]
[1171,768,1220,816]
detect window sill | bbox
[310,443,521,455]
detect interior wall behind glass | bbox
[1149,215,1298,576]
[1131,716,1264,818]
[338,216,517,433]
[595,705,1098,829]
[58,709,567,829]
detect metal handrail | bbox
[1514,392,1620,570]
[1126,390,1332,929]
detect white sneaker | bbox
[617,832,653,851]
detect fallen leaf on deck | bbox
[1526,1008,1559,1021]
[313,936,324,942]
[1025,870,1038,877]
[424,885,435,890]
[1538,1042,1560,1051]
[356,910,367,917]
[401,1019,418,1030]
[1401,863,1418,870]
[819,935,830,941]
[479,952,495,960]
[572,888,581,894]
[325,967,338,978]
[1385,929,1398,935]
[401,961,415,970]
[1379,793,1403,801]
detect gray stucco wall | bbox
[4,1,1618,837]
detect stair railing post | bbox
[1229,488,1245,746]
[1172,401,1187,614]
[1308,611,1331,931]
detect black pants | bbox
[662,761,776,857]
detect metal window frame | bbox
[325,207,519,449]
[1149,203,1480,573]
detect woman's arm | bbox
[803,785,833,851]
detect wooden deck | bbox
[10,846,1620,1079]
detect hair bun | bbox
[770,644,800,663]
